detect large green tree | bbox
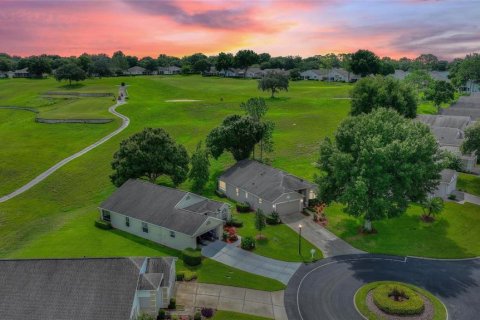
[462,122,480,158]
[215,52,234,74]
[27,56,52,78]
[112,50,129,72]
[240,97,275,160]
[425,80,455,112]
[404,69,434,94]
[234,50,258,77]
[206,115,265,161]
[258,71,289,98]
[351,75,417,118]
[54,63,86,85]
[188,141,210,192]
[316,108,442,232]
[349,49,380,77]
[111,128,189,187]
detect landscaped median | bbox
[354,281,447,320]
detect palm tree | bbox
[421,197,444,222]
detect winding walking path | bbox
[0,99,129,203]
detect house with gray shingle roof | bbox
[125,66,146,76]
[99,179,230,250]
[218,160,317,215]
[432,169,458,198]
[0,256,176,320]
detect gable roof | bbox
[100,179,225,235]
[440,107,480,120]
[219,160,315,202]
[440,169,457,184]
[127,66,145,72]
[0,258,140,320]
[416,114,472,130]
[431,126,463,147]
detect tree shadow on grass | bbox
[108,228,180,257]
[58,83,85,90]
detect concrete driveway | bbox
[285,254,480,320]
[201,241,301,284]
[176,282,287,319]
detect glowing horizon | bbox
[1,0,479,60]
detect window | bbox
[101,210,111,222]
[170,231,176,238]
[309,190,317,200]
[245,192,248,199]
[142,222,148,233]
[259,198,263,204]
[236,188,239,196]
[125,217,130,227]
[219,181,226,192]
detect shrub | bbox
[201,307,214,318]
[94,219,112,230]
[372,283,424,316]
[182,248,202,266]
[448,194,457,200]
[157,309,166,320]
[241,236,256,250]
[236,202,251,213]
[222,231,228,241]
[193,312,201,320]
[137,313,154,320]
[266,211,281,225]
[308,198,321,208]
[226,218,243,228]
[171,315,178,320]
[168,298,176,310]
[184,271,197,281]
[176,272,185,281]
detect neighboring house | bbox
[218,68,240,78]
[440,108,480,120]
[0,256,176,320]
[460,80,480,93]
[431,126,464,147]
[125,66,146,76]
[218,160,317,215]
[300,69,328,80]
[432,169,458,198]
[13,68,30,78]
[440,145,477,172]
[203,66,219,76]
[451,95,480,109]
[392,69,408,80]
[416,114,473,131]
[158,66,181,75]
[328,68,359,82]
[99,179,230,250]
[0,70,14,78]
[245,67,265,78]
[429,70,450,82]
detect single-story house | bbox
[440,107,480,120]
[0,256,176,320]
[99,179,230,250]
[158,66,181,75]
[451,95,480,109]
[13,68,30,78]
[125,66,146,76]
[0,70,14,78]
[429,71,450,82]
[460,80,480,93]
[432,169,458,198]
[300,69,329,80]
[440,145,478,172]
[328,68,359,82]
[392,69,408,80]
[431,126,464,147]
[218,160,317,216]
[218,68,240,78]
[245,67,265,78]
[416,114,473,131]
[202,66,219,76]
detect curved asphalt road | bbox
[0,100,129,203]
[285,254,480,320]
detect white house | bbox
[13,68,30,78]
[158,66,181,75]
[300,69,328,80]
[99,179,230,250]
[432,169,458,198]
[125,66,146,76]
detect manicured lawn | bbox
[458,173,480,196]
[234,212,322,262]
[212,311,272,320]
[325,202,480,258]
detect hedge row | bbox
[182,248,202,266]
[94,219,112,230]
[372,283,424,316]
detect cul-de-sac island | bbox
[1,2,479,320]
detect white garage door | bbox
[275,200,301,215]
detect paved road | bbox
[281,212,364,257]
[201,241,301,285]
[285,254,480,320]
[0,99,129,203]
[176,282,287,319]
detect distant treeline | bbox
[0,50,478,88]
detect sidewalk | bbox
[281,212,365,258]
[176,282,287,320]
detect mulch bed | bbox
[365,290,434,320]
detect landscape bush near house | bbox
[241,236,256,250]
[182,248,202,266]
[226,218,243,228]
[94,219,112,230]
[201,307,214,318]
[265,211,281,225]
[236,202,251,213]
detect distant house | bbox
[300,69,328,80]
[460,80,480,93]
[440,108,480,120]
[429,71,450,82]
[202,66,219,77]
[328,68,359,82]
[0,256,176,320]
[416,114,473,131]
[432,169,458,198]
[218,160,317,215]
[158,66,181,75]
[125,66,146,76]
[13,68,30,78]
[245,67,265,79]
[99,179,230,250]
[0,70,14,78]
[392,69,408,80]
[218,68,240,78]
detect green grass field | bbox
[234,212,322,262]
[458,173,480,196]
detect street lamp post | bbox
[298,224,302,256]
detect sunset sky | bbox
[1,0,479,60]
